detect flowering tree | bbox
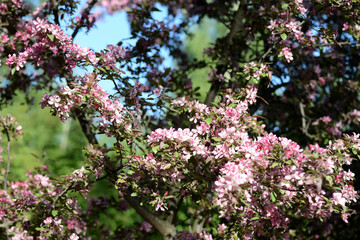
[1,0,360,239]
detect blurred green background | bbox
[0,90,87,180]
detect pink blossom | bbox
[43,217,53,224]
[295,0,308,15]
[332,192,346,206]
[217,223,227,231]
[318,76,325,85]
[342,211,353,223]
[199,231,213,240]
[281,47,293,63]
[69,233,79,240]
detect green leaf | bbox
[212,137,221,142]
[285,160,292,165]
[152,145,160,154]
[270,162,279,168]
[251,216,259,220]
[325,175,333,185]
[212,102,219,108]
[98,67,107,73]
[164,163,172,169]
[281,33,287,40]
[205,118,212,125]
[11,68,16,75]
[51,210,58,217]
[271,192,277,202]
[47,34,54,41]
[239,198,250,207]
[281,3,289,9]
[131,192,138,197]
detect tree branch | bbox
[51,0,60,26]
[73,108,98,145]
[63,73,174,239]
[299,102,314,139]
[191,214,205,233]
[314,41,360,48]
[260,39,279,63]
[0,219,11,240]
[124,193,177,240]
[205,0,246,106]
[72,0,98,39]
[49,183,74,214]
[0,113,11,192]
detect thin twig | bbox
[299,102,314,139]
[0,114,11,192]
[260,39,279,63]
[4,138,10,192]
[314,41,360,48]
[72,0,98,39]
[49,183,74,213]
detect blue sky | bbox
[72,11,133,52]
[63,6,134,92]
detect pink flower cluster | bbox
[6,18,98,72]
[0,167,88,239]
[97,0,145,14]
[214,132,359,237]
[0,114,23,163]
[5,18,125,74]
[99,44,126,71]
[311,110,360,139]
[243,61,270,80]
[280,47,293,63]
[125,86,359,238]
[294,0,308,15]
[313,116,332,126]
[124,88,261,213]
[40,74,133,136]
[0,0,22,15]
[268,18,305,43]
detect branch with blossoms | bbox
[0,114,23,191]
[71,0,98,39]
[0,114,22,240]
[37,66,360,239]
[39,72,180,239]
[1,0,360,239]
[113,86,359,239]
[0,165,90,239]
